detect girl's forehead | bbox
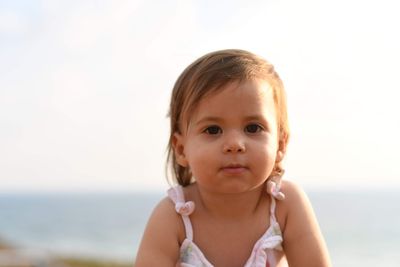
[199,79,273,106]
[188,79,276,121]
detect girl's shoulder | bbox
[134,195,185,266]
[276,180,332,266]
[149,195,187,241]
[279,179,307,204]
[275,180,310,231]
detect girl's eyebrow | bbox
[194,114,269,125]
[244,115,266,121]
[194,116,222,125]
[244,115,272,128]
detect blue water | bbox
[0,190,399,266]
[0,192,161,262]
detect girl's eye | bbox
[245,124,263,133]
[204,125,222,135]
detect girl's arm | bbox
[281,181,332,267]
[134,197,181,267]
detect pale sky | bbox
[1,0,399,192]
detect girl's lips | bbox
[221,165,247,174]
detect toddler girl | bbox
[135,49,331,267]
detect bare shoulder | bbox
[134,196,183,267]
[148,196,183,231]
[276,180,332,267]
[280,179,305,200]
[274,180,308,228]
[278,180,319,235]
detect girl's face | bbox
[173,79,281,194]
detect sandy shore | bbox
[0,238,132,267]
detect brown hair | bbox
[166,49,289,186]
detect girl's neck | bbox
[193,183,266,220]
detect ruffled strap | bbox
[269,195,278,225]
[244,234,283,267]
[167,186,195,241]
[244,194,284,267]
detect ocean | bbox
[0,189,399,266]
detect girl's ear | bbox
[276,149,284,163]
[172,133,188,167]
[276,134,288,163]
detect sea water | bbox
[0,189,399,266]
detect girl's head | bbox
[167,49,289,187]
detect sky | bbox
[1,0,399,192]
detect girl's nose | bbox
[222,133,246,153]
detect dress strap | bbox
[167,186,195,241]
[269,195,278,225]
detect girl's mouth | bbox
[221,164,247,174]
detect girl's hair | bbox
[167,49,289,186]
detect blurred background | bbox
[1,0,399,266]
